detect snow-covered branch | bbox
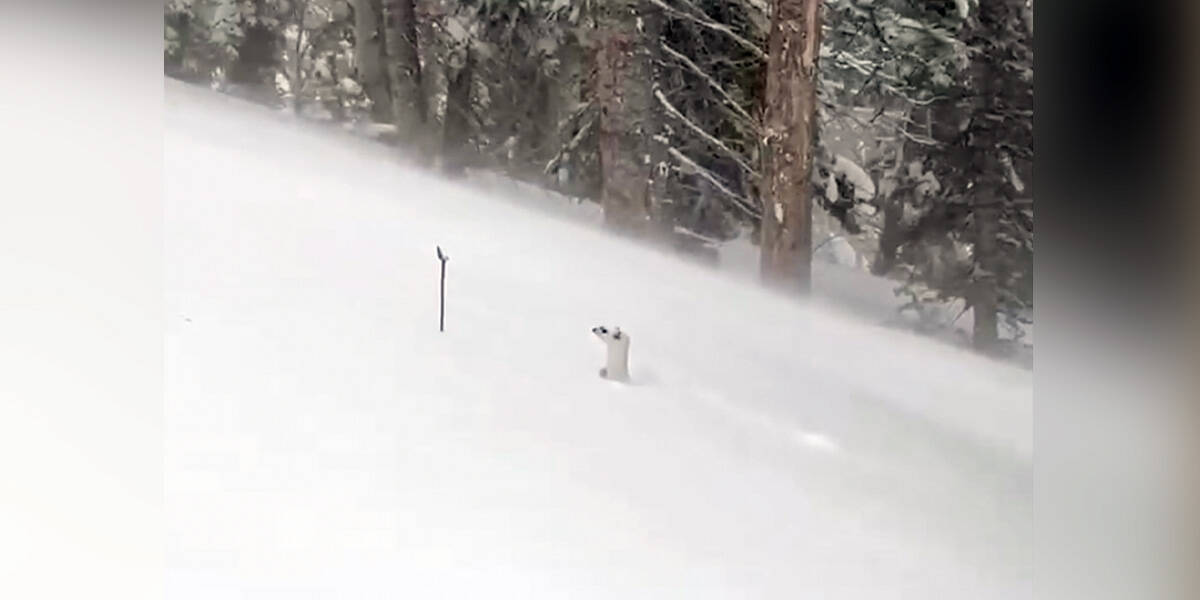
[825,49,951,108]
[663,140,759,219]
[543,105,596,175]
[738,0,768,17]
[647,0,766,61]
[826,106,940,147]
[654,89,759,182]
[660,42,758,130]
[672,225,722,245]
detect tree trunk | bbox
[546,36,584,194]
[228,1,279,101]
[971,197,1001,353]
[643,0,671,236]
[381,0,426,142]
[874,197,905,276]
[290,8,306,116]
[164,10,191,80]
[416,0,449,136]
[515,70,552,175]
[354,0,393,124]
[873,130,907,276]
[966,4,1006,354]
[441,43,474,178]
[593,1,653,234]
[760,0,823,294]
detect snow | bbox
[166,80,1031,599]
[833,154,876,200]
[955,0,973,20]
[814,235,860,268]
[717,233,1033,352]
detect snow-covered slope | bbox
[165,80,1032,599]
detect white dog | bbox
[591,325,631,382]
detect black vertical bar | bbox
[437,246,448,332]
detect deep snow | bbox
[166,80,1032,599]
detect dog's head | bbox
[591,325,625,344]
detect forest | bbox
[164,0,1033,357]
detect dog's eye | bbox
[613,331,621,340]
[598,327,607,334]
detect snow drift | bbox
[166,80,1032,599]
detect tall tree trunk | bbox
[325,54,348,122]
[381,0,426,142]
[546,36,583,194]
[441,43,474,178]
[873,132,907,276]
[971,195,1001,353]
[416,0,449,142]
[643,0,671,236]
[354,0,393,124]
[760,0,823,293]
[290,4,307,116]
[967,4,1006,354]
[874,198,905,276]
[516,51,555,177]
[593,1,653,234]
